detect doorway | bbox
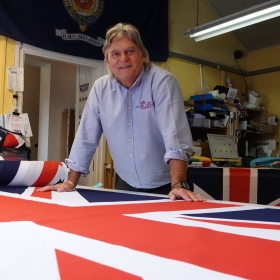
[17,43,106,186]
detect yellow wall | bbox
[246,45,280,145]
[247,45,280,71]
[166,0,280,117]
[168,0,247,71]
[159,0,247,102]
[0,36,15,114]
[154,58,245,102]
[248,71,280,115]
[247,45,280,116]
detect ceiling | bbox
[207,0,280,52]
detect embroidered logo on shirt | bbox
[136,101,154,109]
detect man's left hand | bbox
[168,187,205,201]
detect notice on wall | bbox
[7,67,24,91]
[227,88,238,103]
[5,112,33,137]
[78,66,92,124]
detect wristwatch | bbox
[172,181,190,191]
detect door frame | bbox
[15,42,106,186]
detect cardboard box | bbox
[193,141,211,158]
[254,111,276,124]
[259,123,277,134]
[192,118,211,128]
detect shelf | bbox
[194,104,228,112]
[245,108,264,112]
[190,126,226,131]
[246,130,266,135]
[190,93,224,103]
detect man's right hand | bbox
[37,180,75,192]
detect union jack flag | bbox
[0,186,279,279]
[190,167,280,206]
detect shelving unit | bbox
[190,126,228,142]
[241,108,278,157]
[185,95,239,158]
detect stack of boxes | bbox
[186,93,229,158]
[188,93,228,129]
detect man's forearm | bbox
[68,169,82,186]
[168,159,187,187]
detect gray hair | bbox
[102,23,151,78]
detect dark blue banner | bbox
[0,1,168,61]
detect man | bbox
[39,23,204,202]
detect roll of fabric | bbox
[0,161,68,187]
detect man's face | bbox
[106,36,146,88]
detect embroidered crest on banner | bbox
[62,0,104,32]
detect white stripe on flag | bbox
[223,168,230,201]
[249,168,258,204]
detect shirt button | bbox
[128,122,130,126]
[127,107,130,110]
[132,170,135,172]
[135,183,139,186]
[130,155,132,157]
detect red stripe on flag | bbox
[31,187,52,199]
[31,161,62,186]
[56,249,141,279]
[1,197,279,279]
[229,168,251,203]
[92,212,280,279]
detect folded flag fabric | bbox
[189,155,211,167]
[190,155,211,162]
[0,161,68,187]
[0,128,25,149]
[190,167,280,206]
[250,157,280,168]
[2,133,25,148]
[0,188,280,279]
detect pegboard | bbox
[207,134,239,160]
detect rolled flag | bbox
[0,161,68,187]
[2,133,25,148]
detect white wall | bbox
[49,60,76,161]
[23,56,76,161]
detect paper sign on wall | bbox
[227,88,238,103]
[7,67,24,91]
[5,112,32,137]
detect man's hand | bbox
[37,181,75,192]
[168,187,205,201]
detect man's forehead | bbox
[109,45,136,53]
[109,37,137,51]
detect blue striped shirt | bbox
[66,64,193,189]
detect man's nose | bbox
[120,52,129,60]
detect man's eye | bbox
[111,52,119,57]
[127,49,135,54]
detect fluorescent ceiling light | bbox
[184,0,280,42]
